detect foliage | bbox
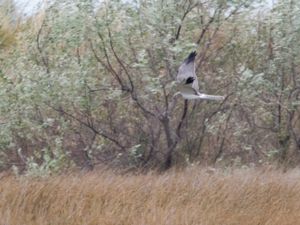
[0,0,300,174]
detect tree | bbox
[3,0,300,174]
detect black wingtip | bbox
[185,51,197,64]
[185,77,195,84]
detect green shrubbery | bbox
[1,0,300,174]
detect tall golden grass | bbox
[1,167,300,225]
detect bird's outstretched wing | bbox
[176,51,199,91]
[197,93,225,101]
[178,85,224,100]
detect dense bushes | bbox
[0,0,300,174]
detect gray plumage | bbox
[176,51,224,101]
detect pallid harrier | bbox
[177,51,224,101]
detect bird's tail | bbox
[197,93,224,101]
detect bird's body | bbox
[176,51,224,101]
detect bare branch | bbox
[196,9,218,45]
[89,40,127,90]
[107,28,134,92]
[36,18,50,73]
[176,100,189,139]
[105,28,157,119]
[45,103,126,149]
[174,2,198,41]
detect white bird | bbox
[177,51,224,101]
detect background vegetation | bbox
[1,0,300,174]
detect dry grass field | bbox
[1,167,300,225]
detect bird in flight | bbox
[176,51,224,101]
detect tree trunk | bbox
[161,116,175,170]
